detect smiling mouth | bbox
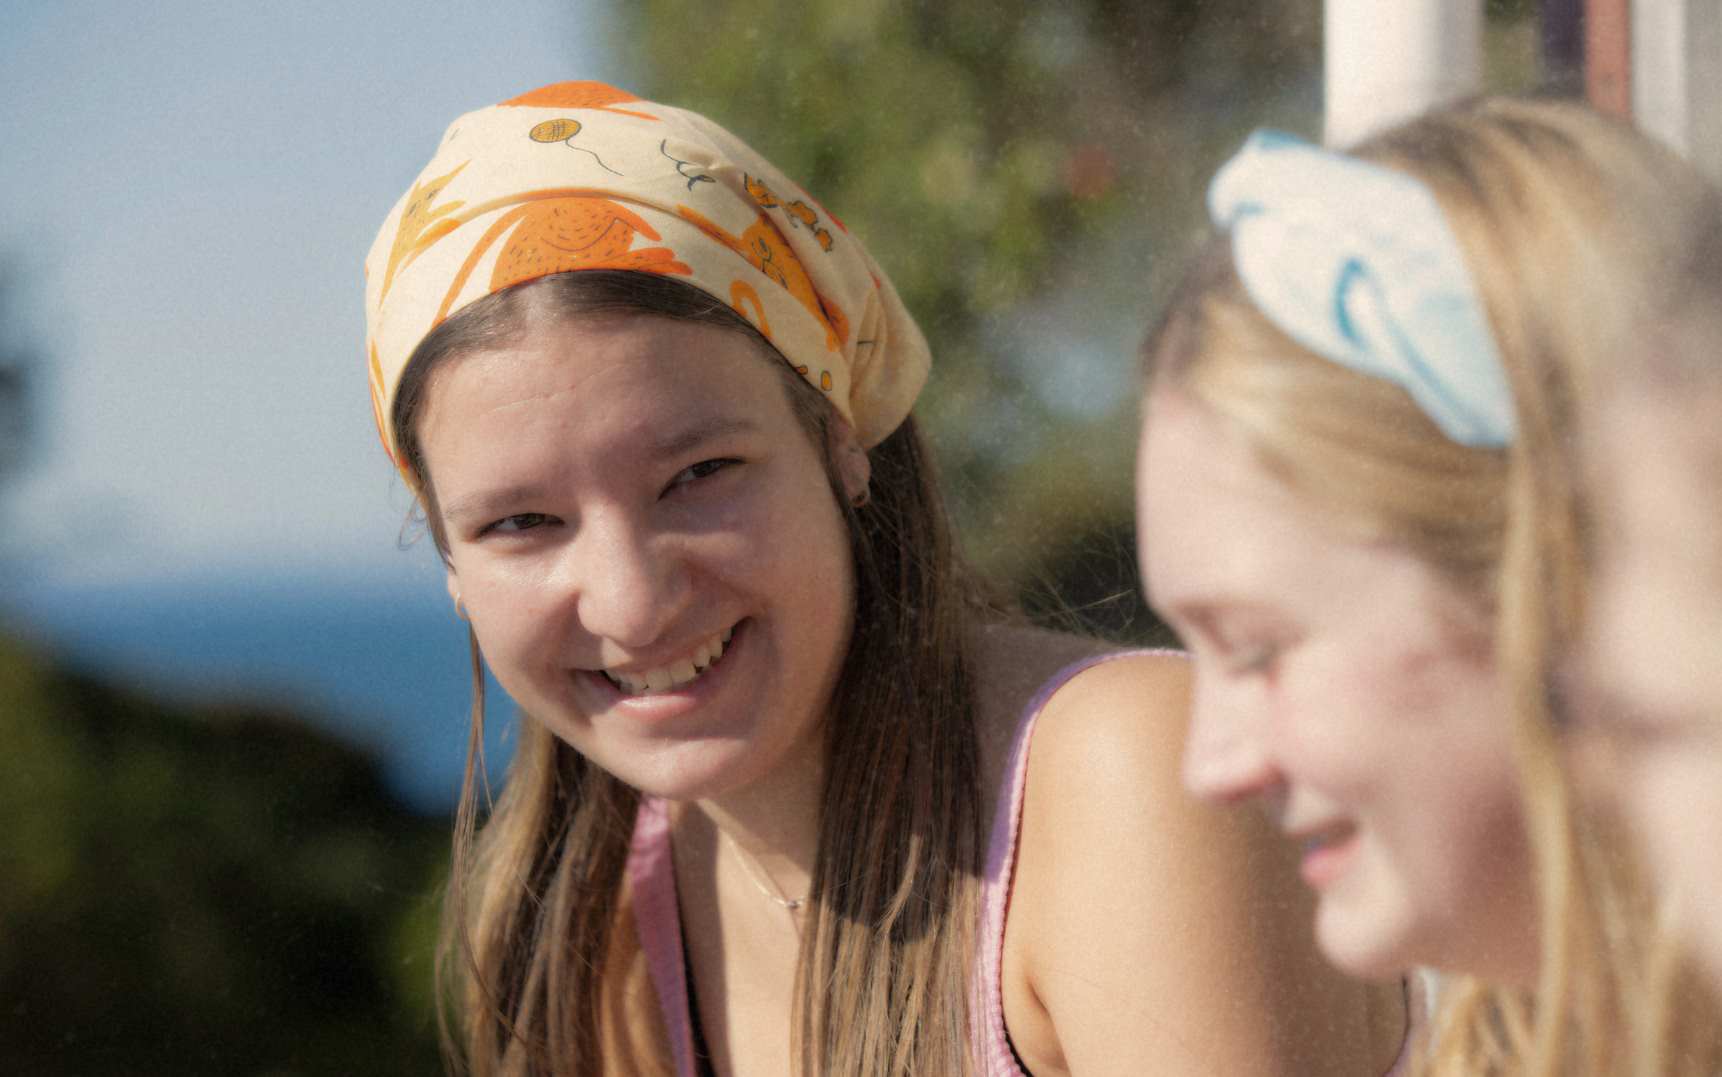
[601,625,735,696]
[1295,820,1357,857]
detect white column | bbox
[1633,0,1722,182]
[1324,0,1485,147]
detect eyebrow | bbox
[645,415,762,460]
[437,416,764,525]
[439,483,552,526]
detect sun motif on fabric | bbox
[529,118,583,143]
[436,194,693,323]
[501,81,660,121]
[675,205,849,353]
[380,163,468,303]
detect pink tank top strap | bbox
[629,796,698,1077]
[971,649,1161,1074]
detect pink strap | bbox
[628,797,697,1077]
[972,650,1162,1074]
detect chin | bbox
[603,754,740,803]
[1312,881,1422,983]
[599,737,776,804]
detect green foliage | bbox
[621,0,1540,639]
[0,637,447,1074]
[622,0,1327,638]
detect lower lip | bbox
[1299,828,1360,890]
[582,619,747,724]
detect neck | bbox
[688,726,825,900]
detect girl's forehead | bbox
[439,317,781,407]
[417,319,798,483]
[1140,394,1466,635]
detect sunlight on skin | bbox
[1137,388,1539,986]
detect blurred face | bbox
[1136,389,1537,984]
[1583,396,1722,987]
[417,314,864,803]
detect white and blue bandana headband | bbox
[1209,129,1515,448]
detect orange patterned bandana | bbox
[363,81,930,476]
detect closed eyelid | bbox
[1166,605,1255,653]
[442,483,553,529]
[1176,611,1295,676]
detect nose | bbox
[561,511,691,651]
[1181,670,1283,806]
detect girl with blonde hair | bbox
[1135,96,1722,1075]
[364,81,1404,1075]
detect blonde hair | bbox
[397,271,994,1075]
[1144,97,1722,1075]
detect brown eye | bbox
[483,512,550,535]
[666,458,737,493]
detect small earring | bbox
[454,594,469,621]
[851,487,870,509]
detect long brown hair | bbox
[394,270,990,1074]
[1143,98,1722,1075]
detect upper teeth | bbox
[606,626,733,695]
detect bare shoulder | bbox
[1010,646,1215,917]
[992,631,1397,1075]
[1030,646,1193,771]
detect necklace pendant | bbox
[782,897,804,911]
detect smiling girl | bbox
[364,83,1399,1076]
[1135,98,1722,1074]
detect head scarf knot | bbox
[364,81,930,473]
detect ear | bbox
[827,414,871,505]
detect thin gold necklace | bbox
[719,826,807,913]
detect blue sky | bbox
[0,0,621,589]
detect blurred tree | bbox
[619,0,1540,639]
[618,0,1323,639]
[0,637,447,1074]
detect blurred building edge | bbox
[1324,0,1722,183]
[1633,0,1722,182]
[1324,0,1485,147]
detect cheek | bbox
[748,470,851,591]
[1627,751,1722,898]
[1276,640,1509,814]
[1270,646,1410,794]
[448,557,561,659]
